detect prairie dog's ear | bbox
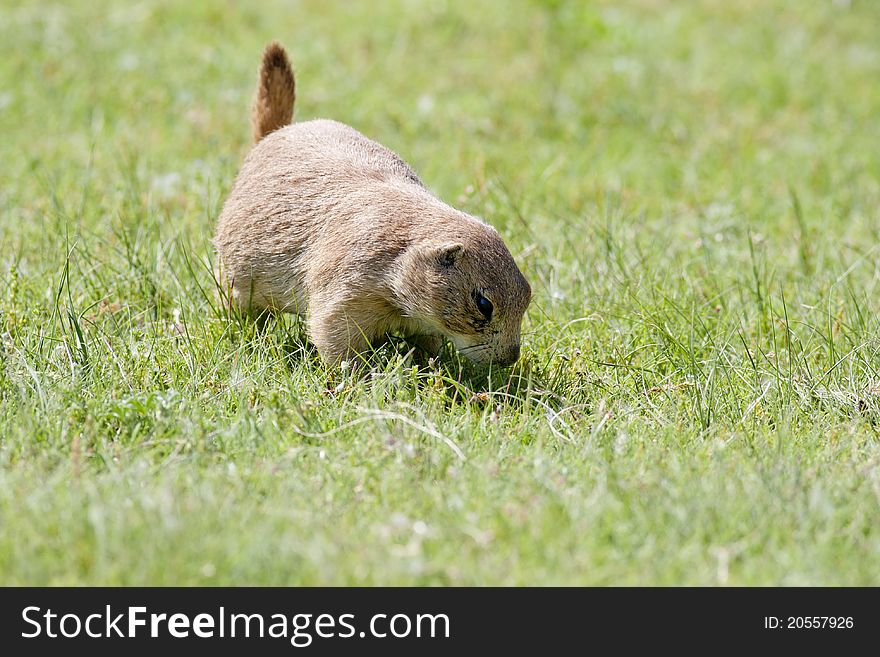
[429,243,465,267]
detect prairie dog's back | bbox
[272,119,424,186]
[216,118,428,242]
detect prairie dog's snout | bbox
[214,42,531,367]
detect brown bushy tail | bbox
[251,41,295,143]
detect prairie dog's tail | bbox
[251,41,295,143]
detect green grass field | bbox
[1,0,879,585]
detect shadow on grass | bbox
[220,309,560,412]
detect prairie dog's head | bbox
[398,222,531,366]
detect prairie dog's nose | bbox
[496,344,520,367]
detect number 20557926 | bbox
[764,616,853,629]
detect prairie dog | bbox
[215,42,531,366]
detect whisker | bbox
[459,342,490,354]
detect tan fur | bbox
[215,43,531,366]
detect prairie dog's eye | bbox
[473,291,493,320]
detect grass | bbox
[1,0,879,585]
